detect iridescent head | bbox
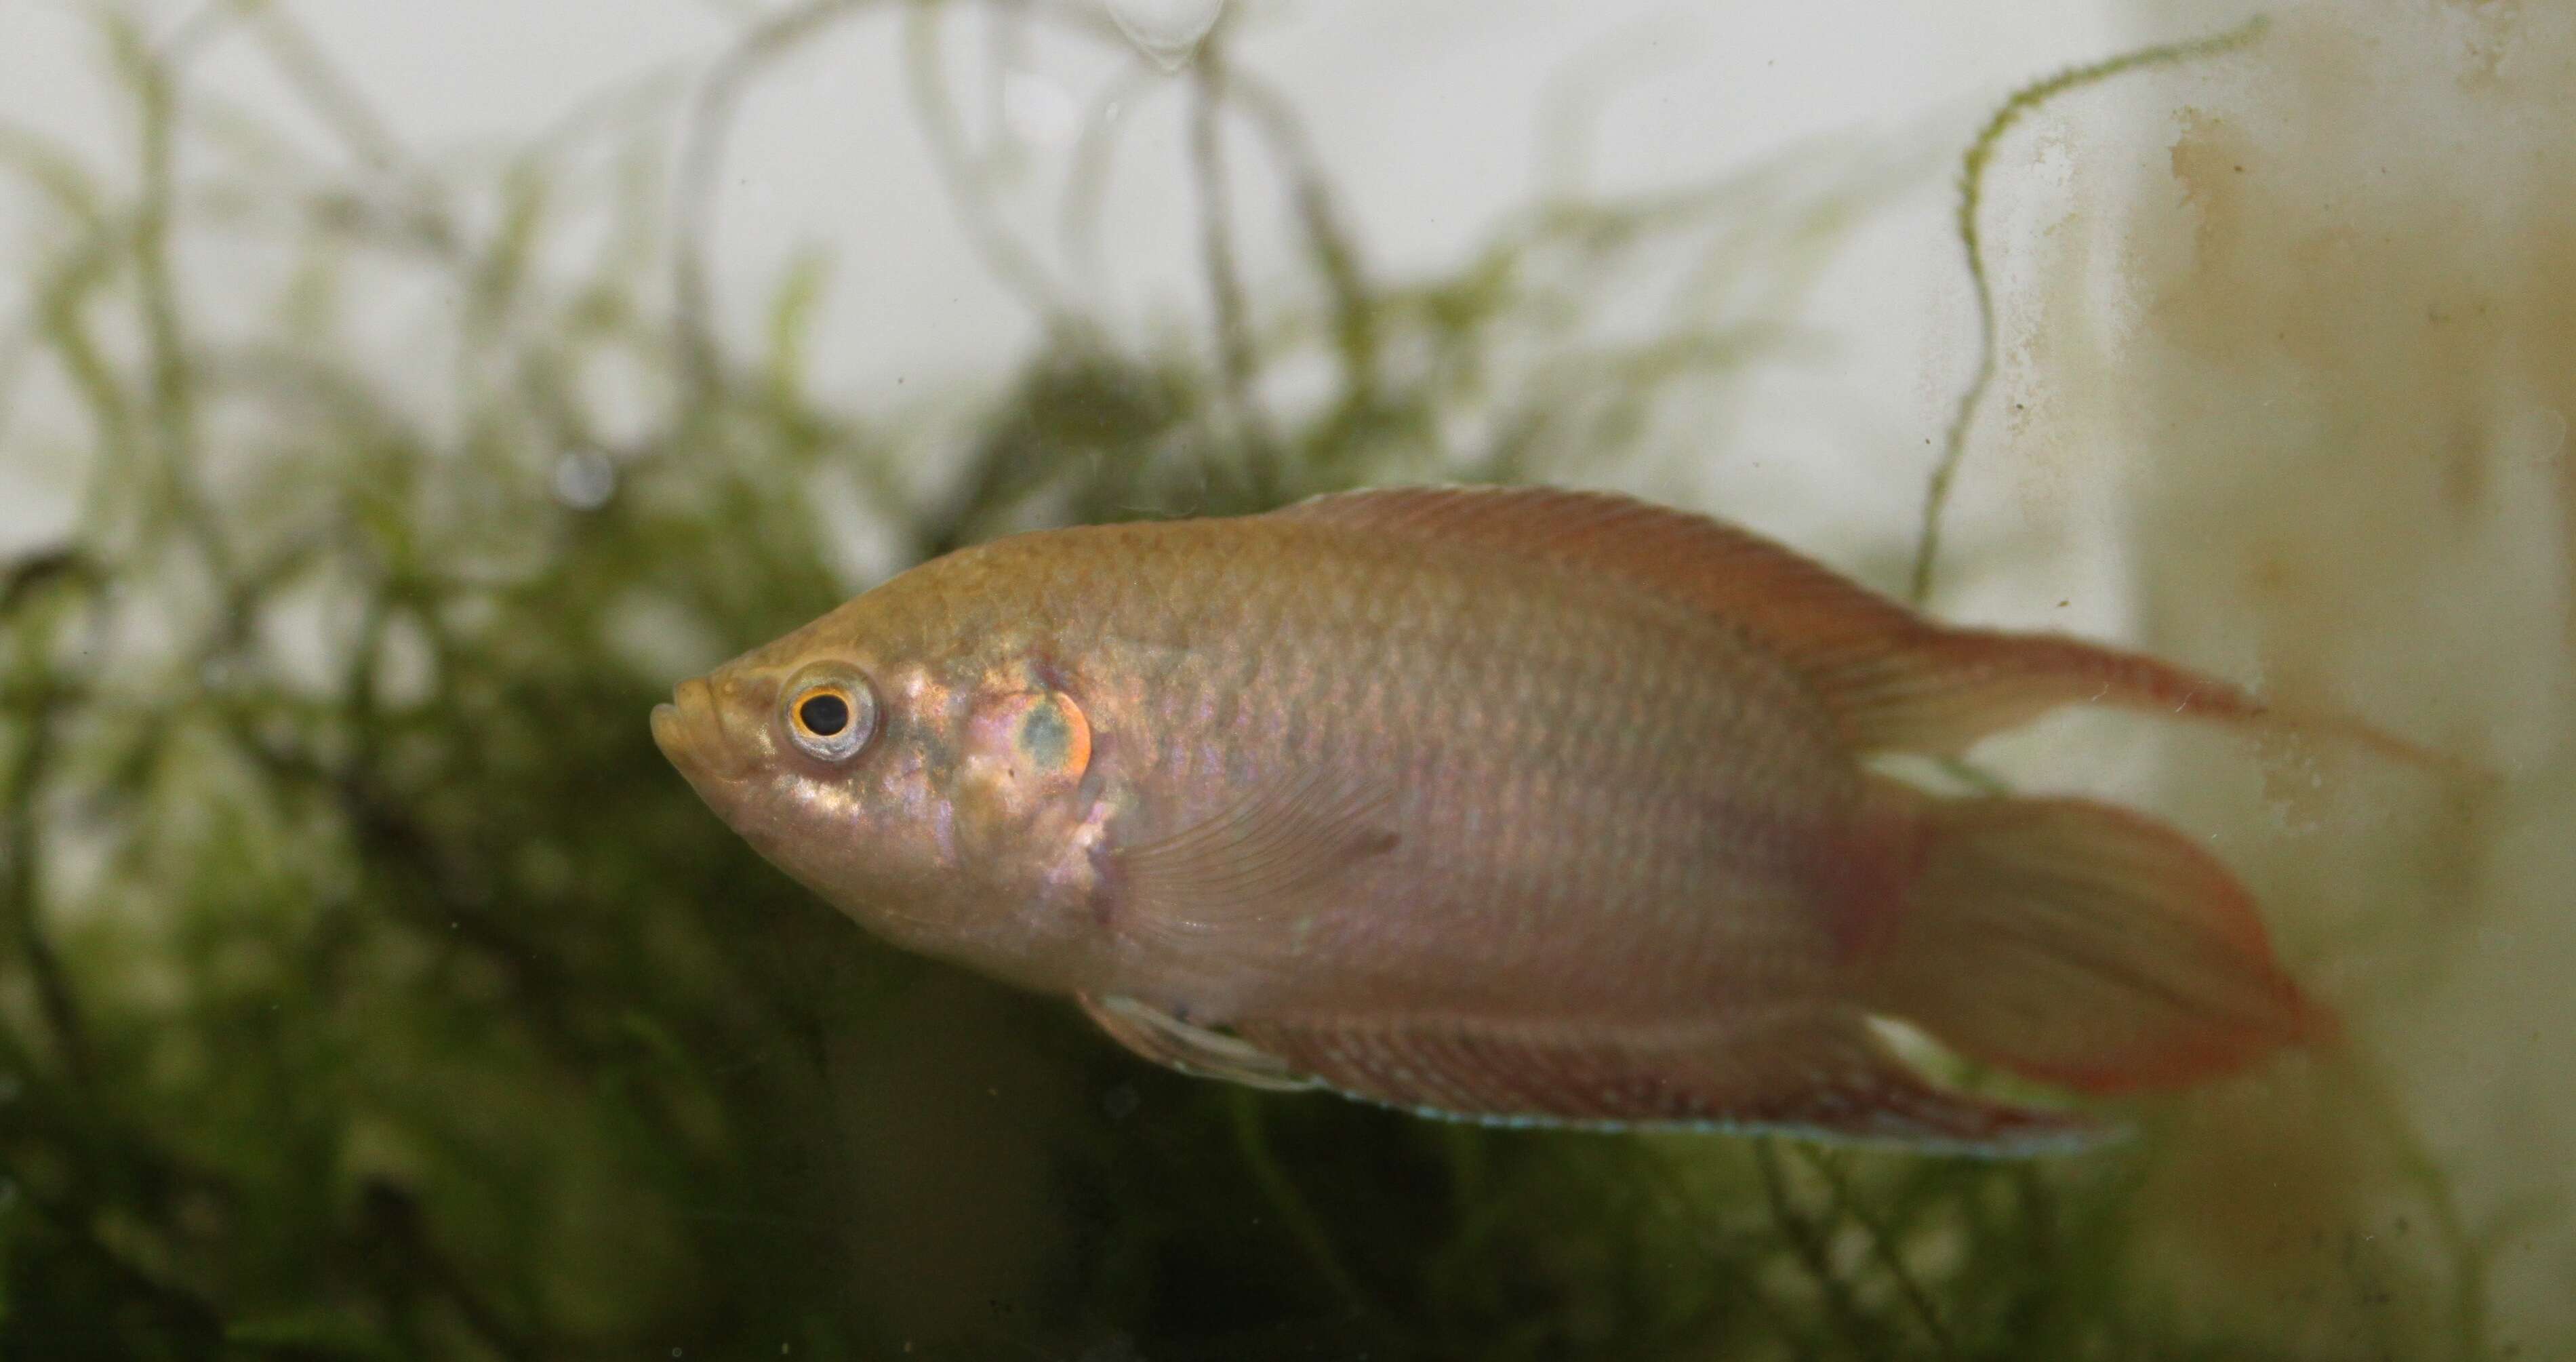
[649,556,1105,990]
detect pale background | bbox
[3,1,2566,1353]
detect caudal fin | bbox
[1855,782,2337,1096]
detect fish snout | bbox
[652,676,756,784]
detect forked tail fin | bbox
[1853,779,2338,1096]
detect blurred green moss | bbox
[0,5,2511,1361]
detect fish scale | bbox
[1180,521,1825,1014]
[651,485,2437,1152]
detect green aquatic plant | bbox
[0,4,2520,1360]
[1908,14,2269,609]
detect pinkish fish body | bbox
[653,486,2369,1153]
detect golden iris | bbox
[784,677,873,761]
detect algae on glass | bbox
[0,3,2556,1359]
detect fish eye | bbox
[783,674,876,761]
[799,692,849,734]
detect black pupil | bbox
[798,693,851,737]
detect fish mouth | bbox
[651,677,755,785]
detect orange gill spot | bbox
[960,686,1093,819]
[1018,688,1091,780]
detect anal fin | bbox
[1234,1014,2106,1156]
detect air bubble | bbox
[552,449,618,510]
[1100,0,1224,73]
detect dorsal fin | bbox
[1275,484,1920,673]
[1274,485,2456,770]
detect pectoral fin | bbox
[1102,767,1398,943]
[1079,994,1314,1091]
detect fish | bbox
[651,485,2429,1154]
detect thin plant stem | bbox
[2341,1048,2491,1362]
[1754,1138,1883,1357]
[675,0,877,397]
[1227,1090,1373,1319]
[902,0,1076,323]
[1188,47,1281,501]
[1226,70,1377,407]
[1910,16,2270,608]
[1801,1146,1959,1359]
